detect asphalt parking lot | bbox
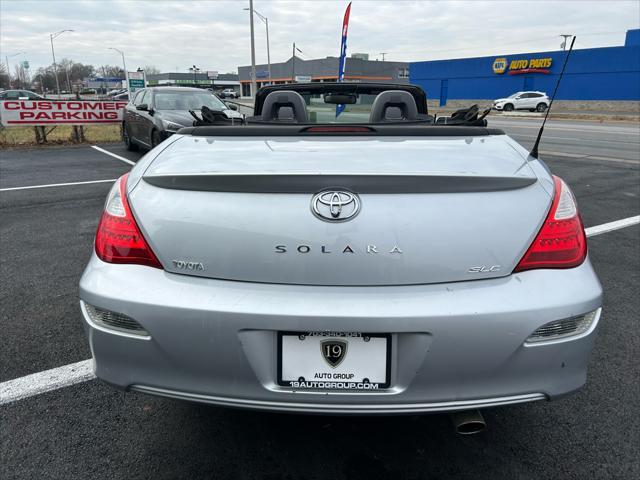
[1,118,639,479]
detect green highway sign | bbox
[127,71,146,93]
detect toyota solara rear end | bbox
[79,131,602,413]
[79,87,602,414]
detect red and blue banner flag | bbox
[336,2,352,117]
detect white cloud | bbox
[1,0,638,74]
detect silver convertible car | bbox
[80,83,602,430]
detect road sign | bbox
[128,71,146,93]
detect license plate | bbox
[277,331,391,391]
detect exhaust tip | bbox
[451,409,486,435]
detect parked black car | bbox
[122,87,242,150]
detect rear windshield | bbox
[252,84,429,125]
[154,91,227,111]
[301,93,378,123]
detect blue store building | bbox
[410,29,640,105]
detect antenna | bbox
[530,35,576,159]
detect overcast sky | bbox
[1,0,638,75]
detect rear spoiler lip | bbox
[142,173,536,194]
[176,125,505,137]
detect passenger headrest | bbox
[261,91,308,123]
[369,90,419,123]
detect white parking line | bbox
[0,213,638,406]
[0,179,116,192]
[91,145,136,166]
[0,360,94,406]
[585,215,640,237]
[538,151,640,165]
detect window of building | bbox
[398,68,410,79]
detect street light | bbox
[244,7,270,85]
[292,43,303,82]
[108,47,129,95]
[5,51,26,88]
[50,29,74,95]
[189,65,200,84]
[560,34,573,51]
[247,0,257,98]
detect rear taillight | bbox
[95,173,162,268]
[514,175,587,272]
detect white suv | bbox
[493,91,549,112]
[218,88,238,99]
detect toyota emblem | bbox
[311,190,360,222]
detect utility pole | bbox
[379,52,388,61]
[50,30,74,96]
[559,34,573,51]
[249,0,257,97]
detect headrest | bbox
[369,90,419,123]
[261,91,308,123]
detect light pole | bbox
[189,65,200,84]
[248,0,257,97]
[50,29,74,95]
[5,51,26,88]
[291,43,302,82]
[559,34,573,51]
[244,7,270,85]
[109,47,128,95]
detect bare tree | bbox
[101,65,125,78]
[34,67,56,92]
[144,65,161,75]
[0,63,9,89]
[13,64,27,89]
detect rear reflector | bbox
[95,173,162,268]
[84,303,149,336]
[514,176,587,272]
[526,309,600,344]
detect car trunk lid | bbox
[130,134,549,286]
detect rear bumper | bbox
[79,254,602,414]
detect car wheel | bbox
[503,103,514,112]
[123,123,138,151]
[151,130,162,148]
[536,103,548,112]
